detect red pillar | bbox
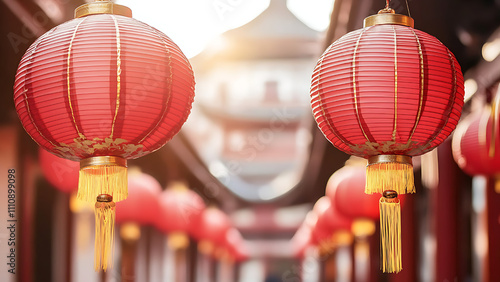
[434,141,460,282]
[486,178,500,282]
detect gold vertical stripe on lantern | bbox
[379,192,402,273]
[94,195,116,271]
[366,155,415,195]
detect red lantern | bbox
[225,228,248,262]
[39,149,79,194]
[312,197,352,246]
[291,221,313,258]
[14,1,194,271]
[452,99,500,187]
[116,172,161,226]
[156,182,206,249]
[310,2,464,272]
[193,207,232,256]
[326,164,380,221]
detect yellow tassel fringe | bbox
[94,201,116,272]
[379,197,402,273]
[366,162,415,195]
[78,165,128,203]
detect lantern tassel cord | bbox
[94,196,116,272]
[366,161,414,195]
[379,191,402,273]
[78,157,128,203]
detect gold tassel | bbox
[379,190,402,273]
[94,194,116,272]
[366,155,415,195]
[78,156,128,203]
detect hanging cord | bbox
[405,0,412,18]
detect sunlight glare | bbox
[287,0,335,31]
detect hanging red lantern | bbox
[225,228,249,262]
[156,182,206,250]
[13,1,195,271]
[312,196,352,254]
[39,149,79,194]
[116,171,162,226]
[310,0,464,272]
[193,207,232,257]
[292,222,313,259]
[327,163,381,222]
[452,94,500,188]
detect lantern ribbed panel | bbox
[452,109,500,176]
[156,188,205,235]
[311,24,464,157]
[39,149,79,193]
[14,14,195,161]
[326,165,380,220]
[115,173,161,225]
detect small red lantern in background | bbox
[453,93,500,190]
[116,171,162,226]
[193,207,232,258]
[310,0,464,272]
[14,0,195,271]
[291,222,313,259]
[225,228,248,262]
[327,161,381,223]
[156,182,206,250]
[39,149,79,194]
[312,196,352,256]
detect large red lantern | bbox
[452,98,500,187]
[156,182,206,250]
[310,2,464,272]
[39,149,79,194]
[13,1,194,271]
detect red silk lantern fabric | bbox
[225,228,248,262]
[156,184,205,235]
[452,108,500,176]
[310,24,464,158]
[14,14,195,161]
[116,172,161,225]
[193,207,231,246]
[39,148,79,193]
[326,165,381,220]
[312,196,352,244]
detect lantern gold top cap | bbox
[75,1,132,18]
[364,9,414,28]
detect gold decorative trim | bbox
[368,155,412,165]
[353,28,372,142]
[408,29,424,141]
[392,26,398,142]
[80,156,127,169]
[110,15,121,138]
[75,2,132,18]
[67,18,86,140]
[364,13,414,28]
